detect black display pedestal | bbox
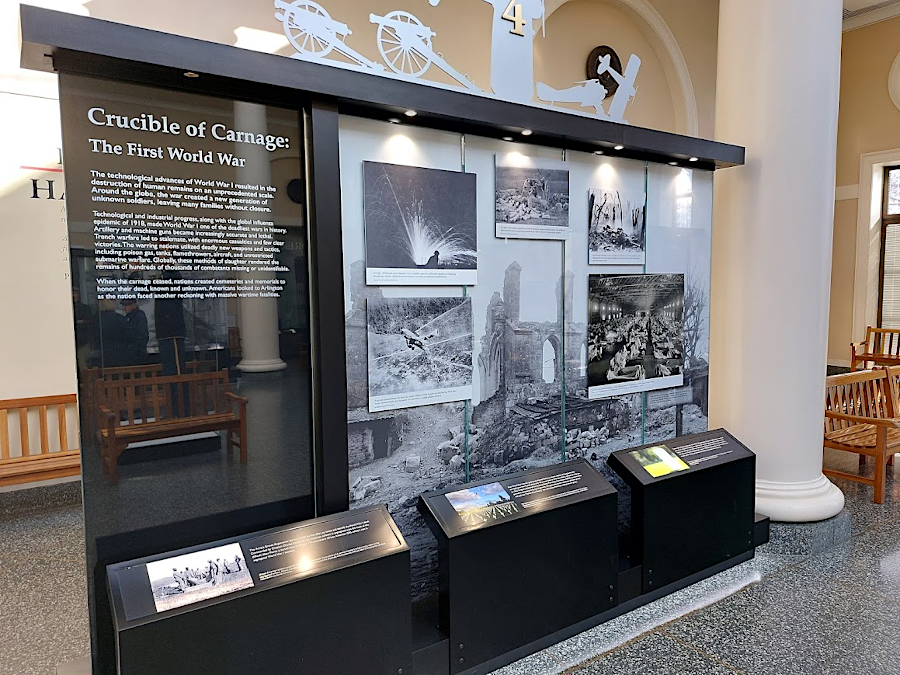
[608,428,756,594]
[418,459,618,675]
[107,506,411,675]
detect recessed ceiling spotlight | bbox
[668,161,678,166]
[388,117,401,124]
[614,145,624,151]
[502,136,514,142]
[689,157,698,162]
[183,71,200,78]
[521,129,532,136]
[404,110,417,117]
[594,150,604,155]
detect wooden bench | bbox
[0,394,80,487]
[851,327,900,370]
[81,362,214,437]
[823,368,900,503]
[96,369,248,482]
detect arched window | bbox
[542,338,557,383]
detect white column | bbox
[234,101,287,374]
[709,0,844,522]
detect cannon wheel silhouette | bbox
[281,0,337,58]
[373,11,434,78]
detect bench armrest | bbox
[825,410,900,427]
[224,391,249,417]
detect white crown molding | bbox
[843,4,900,32]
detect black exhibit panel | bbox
[108,506,411,675]
[608,429,756,593]
[418,459,618,675]
[58,73,315,673]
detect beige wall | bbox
[34,0,718,136]
[0,0,721,403]
[828,17,900,363]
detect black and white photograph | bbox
[367,296,474,412]
[587,273,685,398]
[363,161,477,285]
[588,188,646,264]
[145,542,253,613]
[495,163,570,239]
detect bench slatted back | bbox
[866,327,900,358]
[824,369,893,433]
[0,394,79,459]
[96,370,231,427]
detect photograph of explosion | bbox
[363,161,477,285]
[495,163,570,240]
[146,542,253,613]
[587,273,685,399]
[367,296,474,413]
[588,188,646,264]
[445,482,519,527]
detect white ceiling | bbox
[843,0,900,28]
[845,0,882,11]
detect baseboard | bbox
[828,359,851,368]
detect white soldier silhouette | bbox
[483,0,545,103]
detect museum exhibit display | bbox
[608,428,757,592]
[418,460,618,674]
[107,505,411,675]
[17,4,766,673]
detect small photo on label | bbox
[629,445,690,478]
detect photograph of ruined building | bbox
[341,152,712,602]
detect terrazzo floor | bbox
[1,447,899,675]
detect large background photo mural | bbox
[340,118,712,600]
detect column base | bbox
[761,510,851,556]
[237,358,288,373]
[755,474,845,523]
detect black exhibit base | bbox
[107,506,411,675]
[412,431,768,675]
[419,460,619,675]
[412,548,758,675]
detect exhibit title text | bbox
[86,107,291,151]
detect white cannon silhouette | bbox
[369,10,479,90]
[275,0,383,70]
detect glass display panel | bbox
[58,72,315,659]
[339,117,715,599]
[339,116,468,600]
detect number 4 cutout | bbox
[502,0,527,36]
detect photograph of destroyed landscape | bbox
[363,161,477,284]
[588,188,646,264]
[445,482,519,526]
[342,158,711,602]
[366,296,474,412]
[495,164,570,239]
